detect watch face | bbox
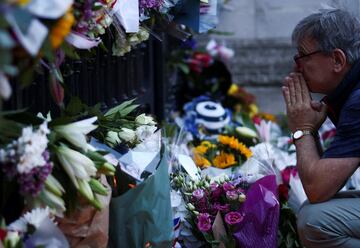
[293,130,304,139]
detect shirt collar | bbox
[322,59,360,125]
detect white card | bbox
[177,154,200,180]
[6,13,47,56]
[26,0,73,19]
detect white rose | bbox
[118,128,136,142]
[135,113,156,125]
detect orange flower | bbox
[218,135,252,160]
[237,142,253,160]
[213,152,236,169]
[259,112,277,122]
[50,8,75,49]
[193,152,211,168]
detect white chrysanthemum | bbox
[9,207,51,233]
[15,122,49,174]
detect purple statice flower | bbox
[222,182,235,192]
[192,188,205,200]
[224,212,244,226]
[140,0,163,9]
[197,213,212,232]
[226,190,239,201]
[17,151,53,196]
[213,202,230,213]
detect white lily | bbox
[78,179,94,201]
[118,128,136,142]
[55,145,97,188]
[135,113,156,125]
[53,117,97,151]
[255,120,272,143]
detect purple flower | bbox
[210,183,223,200]
[192,189,205,200]
[222,182,235,192]
[197,213,212,232]
[224,212,244,225]
[213,202,230,213]
[140,0,163,9]
[226,190,239,201]
[17,151,53,196]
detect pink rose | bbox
[197,213,212,232]
[224,211,244,225]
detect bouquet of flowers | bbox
[93,99,157,150]
[192,134,252,170]
[172,172,249,247]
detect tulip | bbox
[55,145,97,188]
[53,117,97,151]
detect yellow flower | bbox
[16,0,30,6]
[248,104,259,118]
[259,112,276,122]
[227,84,238,96]
[213,152,236,169]
[50,8,75,49]
[237,142,253,160]
[194,145,208,155]
[193,153,211,168]
[218,135,252,160]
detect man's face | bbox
[294,37,336,94]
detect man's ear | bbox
[332,48,348,72]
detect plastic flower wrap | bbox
[1,207,69,248]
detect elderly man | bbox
[282,9,360,247]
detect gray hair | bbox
[292,9,360,64]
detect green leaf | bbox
[177,63,190,74]
[119,104,139,117]
[62,42,80,60]
[65,96,85,116]
[104,98,137,117]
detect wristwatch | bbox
[292,130,316,141]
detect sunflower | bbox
[212,152,236,169]
[193,152,211,168]
[237,142,253,159]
